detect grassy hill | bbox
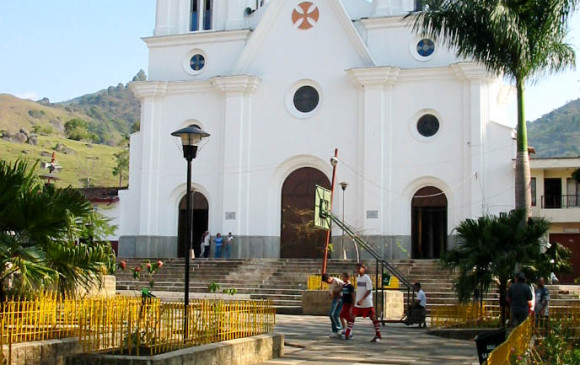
[0,135,123,187]
[0,71,144,187]
[0,94,82,137]
[527,99,580,158]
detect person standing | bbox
[534,277,550,329]
[507,272,532,327]
[214,233,223,258]
[342,263,382,342]
[321,273,344,337]
[339,272,355,338]
[200,231,210,258]
[225,232,233,259]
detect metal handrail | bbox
[541,194,580,209]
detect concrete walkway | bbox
[257,315,480,365]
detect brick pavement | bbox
[257,314,480,365]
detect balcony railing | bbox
[541,194,580,209]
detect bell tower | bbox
[154,0,269,36]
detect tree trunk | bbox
[499,279,508,326]
[514,77,532,217]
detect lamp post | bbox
[171,124,210,341]
[339,182,348,260]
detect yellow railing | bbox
[307,274,400,290]
[430,303,500,328]
[78,297,275,355]
[0,295,275,358]
[487,317,533,365]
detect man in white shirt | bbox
[342,263,382,342]
[409,282,427,328]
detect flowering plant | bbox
[118,259,164,291]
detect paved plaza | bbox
[257,315,480,365]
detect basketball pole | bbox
[322,148,338,275]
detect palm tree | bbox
[0,159,115,298]
[408,1,576,216]
[443,209,550,324]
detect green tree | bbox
[409,0,577,216]
[442,209,550,324]
[112,149,129,187]
[0,159,115,298]
[64,118,91,141]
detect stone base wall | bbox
[119,236,178,258]
[119,234,457,260]
[75,275,116,297]
[68,333,283,365]
[119,235,280,259]
[302,290,404,320]
[2,338,82,365]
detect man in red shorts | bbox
[339,272,355,338]
[342,263,382,342]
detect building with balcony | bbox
[531,157,580,282]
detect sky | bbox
[1,0,579,125]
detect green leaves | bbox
[409,0,577,213]
[0,158,116,298]
[442,209,550,307]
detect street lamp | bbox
[339,182,348,260]
[171,124,210,341]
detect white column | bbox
[177,0,191,33]
[155,0,171,36]
[130,82,168,235]
[226,0,244,30]
[212,76,261,238]
[452,63,492,219]
[347,67,399,236]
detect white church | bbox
[116,0,516,260]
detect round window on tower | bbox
[190,54,205,71]
[417,114,440,137]
[183,49,207,76]
[416,39,435,57]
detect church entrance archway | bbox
[281,167,331,258]
[178,192,209,258]
[411,186,447,259]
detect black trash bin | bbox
[474,328,506,364]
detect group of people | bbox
[199,231,234,259]
[322,263,428,342]
[507,272,550,328]
[322,263,383,342]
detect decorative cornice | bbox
[143,29,251,48]
[346,66,400,87]
[129,80,215,99]
[129,81,168,99]
[358,15,408,30]
[212,75,262,95]
[451,62,496,82]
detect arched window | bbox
[191,0,212,31]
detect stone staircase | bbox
[116,258,356,314]
[115,258,580,315]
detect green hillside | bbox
[0,135,123,187]
[527,99,580,158]
[0,71,144,187]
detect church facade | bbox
[118,0,516,260]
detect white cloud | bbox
[13,92,39,101]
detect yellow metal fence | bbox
[78,297,275,355]
[430,302,500,328]
[487,317,533,365]
[307,274,400,290]
[0,296,275,358]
